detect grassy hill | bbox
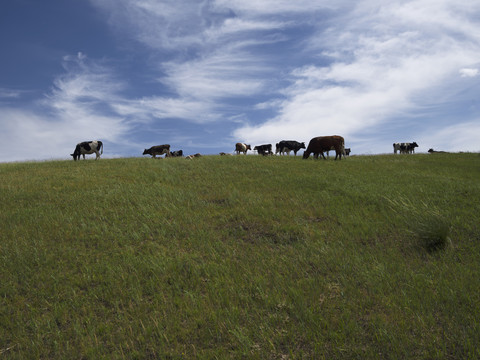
[1,153,479,359]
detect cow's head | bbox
[142,149,150,155]
[246,144,251,151]
[71,146,80,161]
[300,142,306,149]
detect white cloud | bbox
[161,52,270,100]
[4,0,480,162]
[212,0,342,15]
[459,68,479,78]
[233,0,480,153]
[0,108,121,162]
[418,121,480,152]
[0,55,132,162]
[0,88,22,99]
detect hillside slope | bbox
[1,154,479,359]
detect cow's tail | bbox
[99,141,103,155]
[341,140,346,156]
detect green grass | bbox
[1,153,479,359]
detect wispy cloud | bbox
[2,0,479,162]
[233,0,480,152]
[0,88,23,99]
[459,68,479,78]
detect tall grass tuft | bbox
[388,197,452,253]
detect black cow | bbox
[71,140,103,161]
[276,140,306,156]
[254,144,273,156]
[143,144,171,158]
[167,150,183,157]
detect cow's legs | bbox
[95,150,100,160]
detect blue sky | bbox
[1,0,479,162]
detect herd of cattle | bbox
[70,137,422,161]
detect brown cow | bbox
[235,142,251,155]
[143,144,171,158]
[303,136,345,160]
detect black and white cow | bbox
[167,150,183,157]
[254,144,273,156]
[71,140,103,161]
[276,140,306,156]
[393,142,418,154]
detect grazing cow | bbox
[277,140,306,156]
[167,150,183,157]
[235,143,251,155]
[219,152,232,156]
[71,140,103,161]
[327,147,351,158]
[393,142,418,154]
[254,144,273,156]
[143,144,170,158]
[303,135,345,160]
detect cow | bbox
[167,150,183,157]
[219,152,232,156]
[393,142,418,154]
[143,144,170,158]
[276,140,306,156]
[303,135,345,160]
[327,147,351,158]
[235,143,251,155]
[71,140,103,161]
[406,142,418,154]
[254,144,273,156]
[186,153,202,160]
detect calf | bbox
[143,144,170,158]
[71,140,103,161]
[303,135,345,160]
[327,147,350,157]
[186,153,202,160]
[254,144,273,156]
[235,143,251,155]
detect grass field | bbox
[1,153,479,359]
